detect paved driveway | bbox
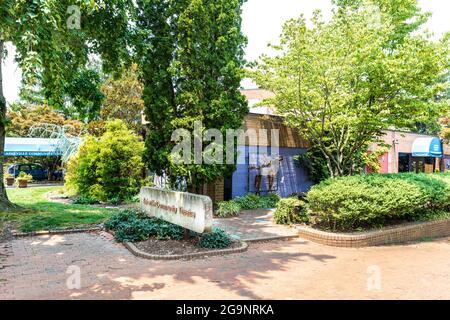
[1,232,450,300]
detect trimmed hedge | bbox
[306,173,450,231]
[274,198,310,225]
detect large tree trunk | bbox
[0,41,19,211]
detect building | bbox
[146,88,450,203]
[203,89,313,202]
[368,130,450,174]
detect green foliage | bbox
[63,68,105,122]
[251,1,449,178]
[100,64,144,135]
[105,210,185,243]
[216,193,280,217]
[198,228,232,249]
[137,0,248,189]
[295,148,330,183]
[216,201,241,218]
[235,193,280,210]
[274,198,310,225]
[66,120,145,202]
[17,171,32,181]
[307,173,450,231]
[72,196,100,205]
[107,197,122,206]
[0,0,135,209]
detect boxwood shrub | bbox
[274,198,310,225]
[306,173,450,231]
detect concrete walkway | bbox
[213,209,298,241]
[1,231,450,300]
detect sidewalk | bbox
[213,209,298,241]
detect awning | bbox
[3,137,63,157]
[412,137,443,158]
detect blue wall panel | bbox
[231,146,313,198]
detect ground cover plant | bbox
[215,193,280,217]
[105,210,232,249]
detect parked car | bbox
[7,163,63,181]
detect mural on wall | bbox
[232,146,313,198]
[248,153,284,194]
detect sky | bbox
[2,0,450,103]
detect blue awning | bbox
[412,137,443,158]
[3,138,63,157]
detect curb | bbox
[123,240,249,260]
[12,227,103,238]
[296,218,450,248]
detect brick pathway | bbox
[1,232,450,300]
[213,209,298,241]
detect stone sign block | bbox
[140,187,213,233]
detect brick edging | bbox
[243,234,298,242]
[123,241,249,260]
[12,227,103,238]
[297,218,450,247]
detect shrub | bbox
[72,196,100,205]
[216,201,241,217]
[107,196,122,206]
[65,119,145,202]
[234,194,261,209]
[274,198,309,225]
[306,173,450,231]
[215,193,281,217]
[259,193,281,208]
[234,193,281,210]
[198,228,232,249]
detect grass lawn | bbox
[1,186,119,232]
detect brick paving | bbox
[213,209,298,241]
[1,231,450,300]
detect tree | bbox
[99,64,144,135]
[6,105,85,180]
[136,0,248,190]
[65,120,145,202]
[251,1,449,178]
[63,68,105,122]
[441,116,450,144]
[7,105,84,138]
[0,0,135,210]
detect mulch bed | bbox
[133,237,242,256]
